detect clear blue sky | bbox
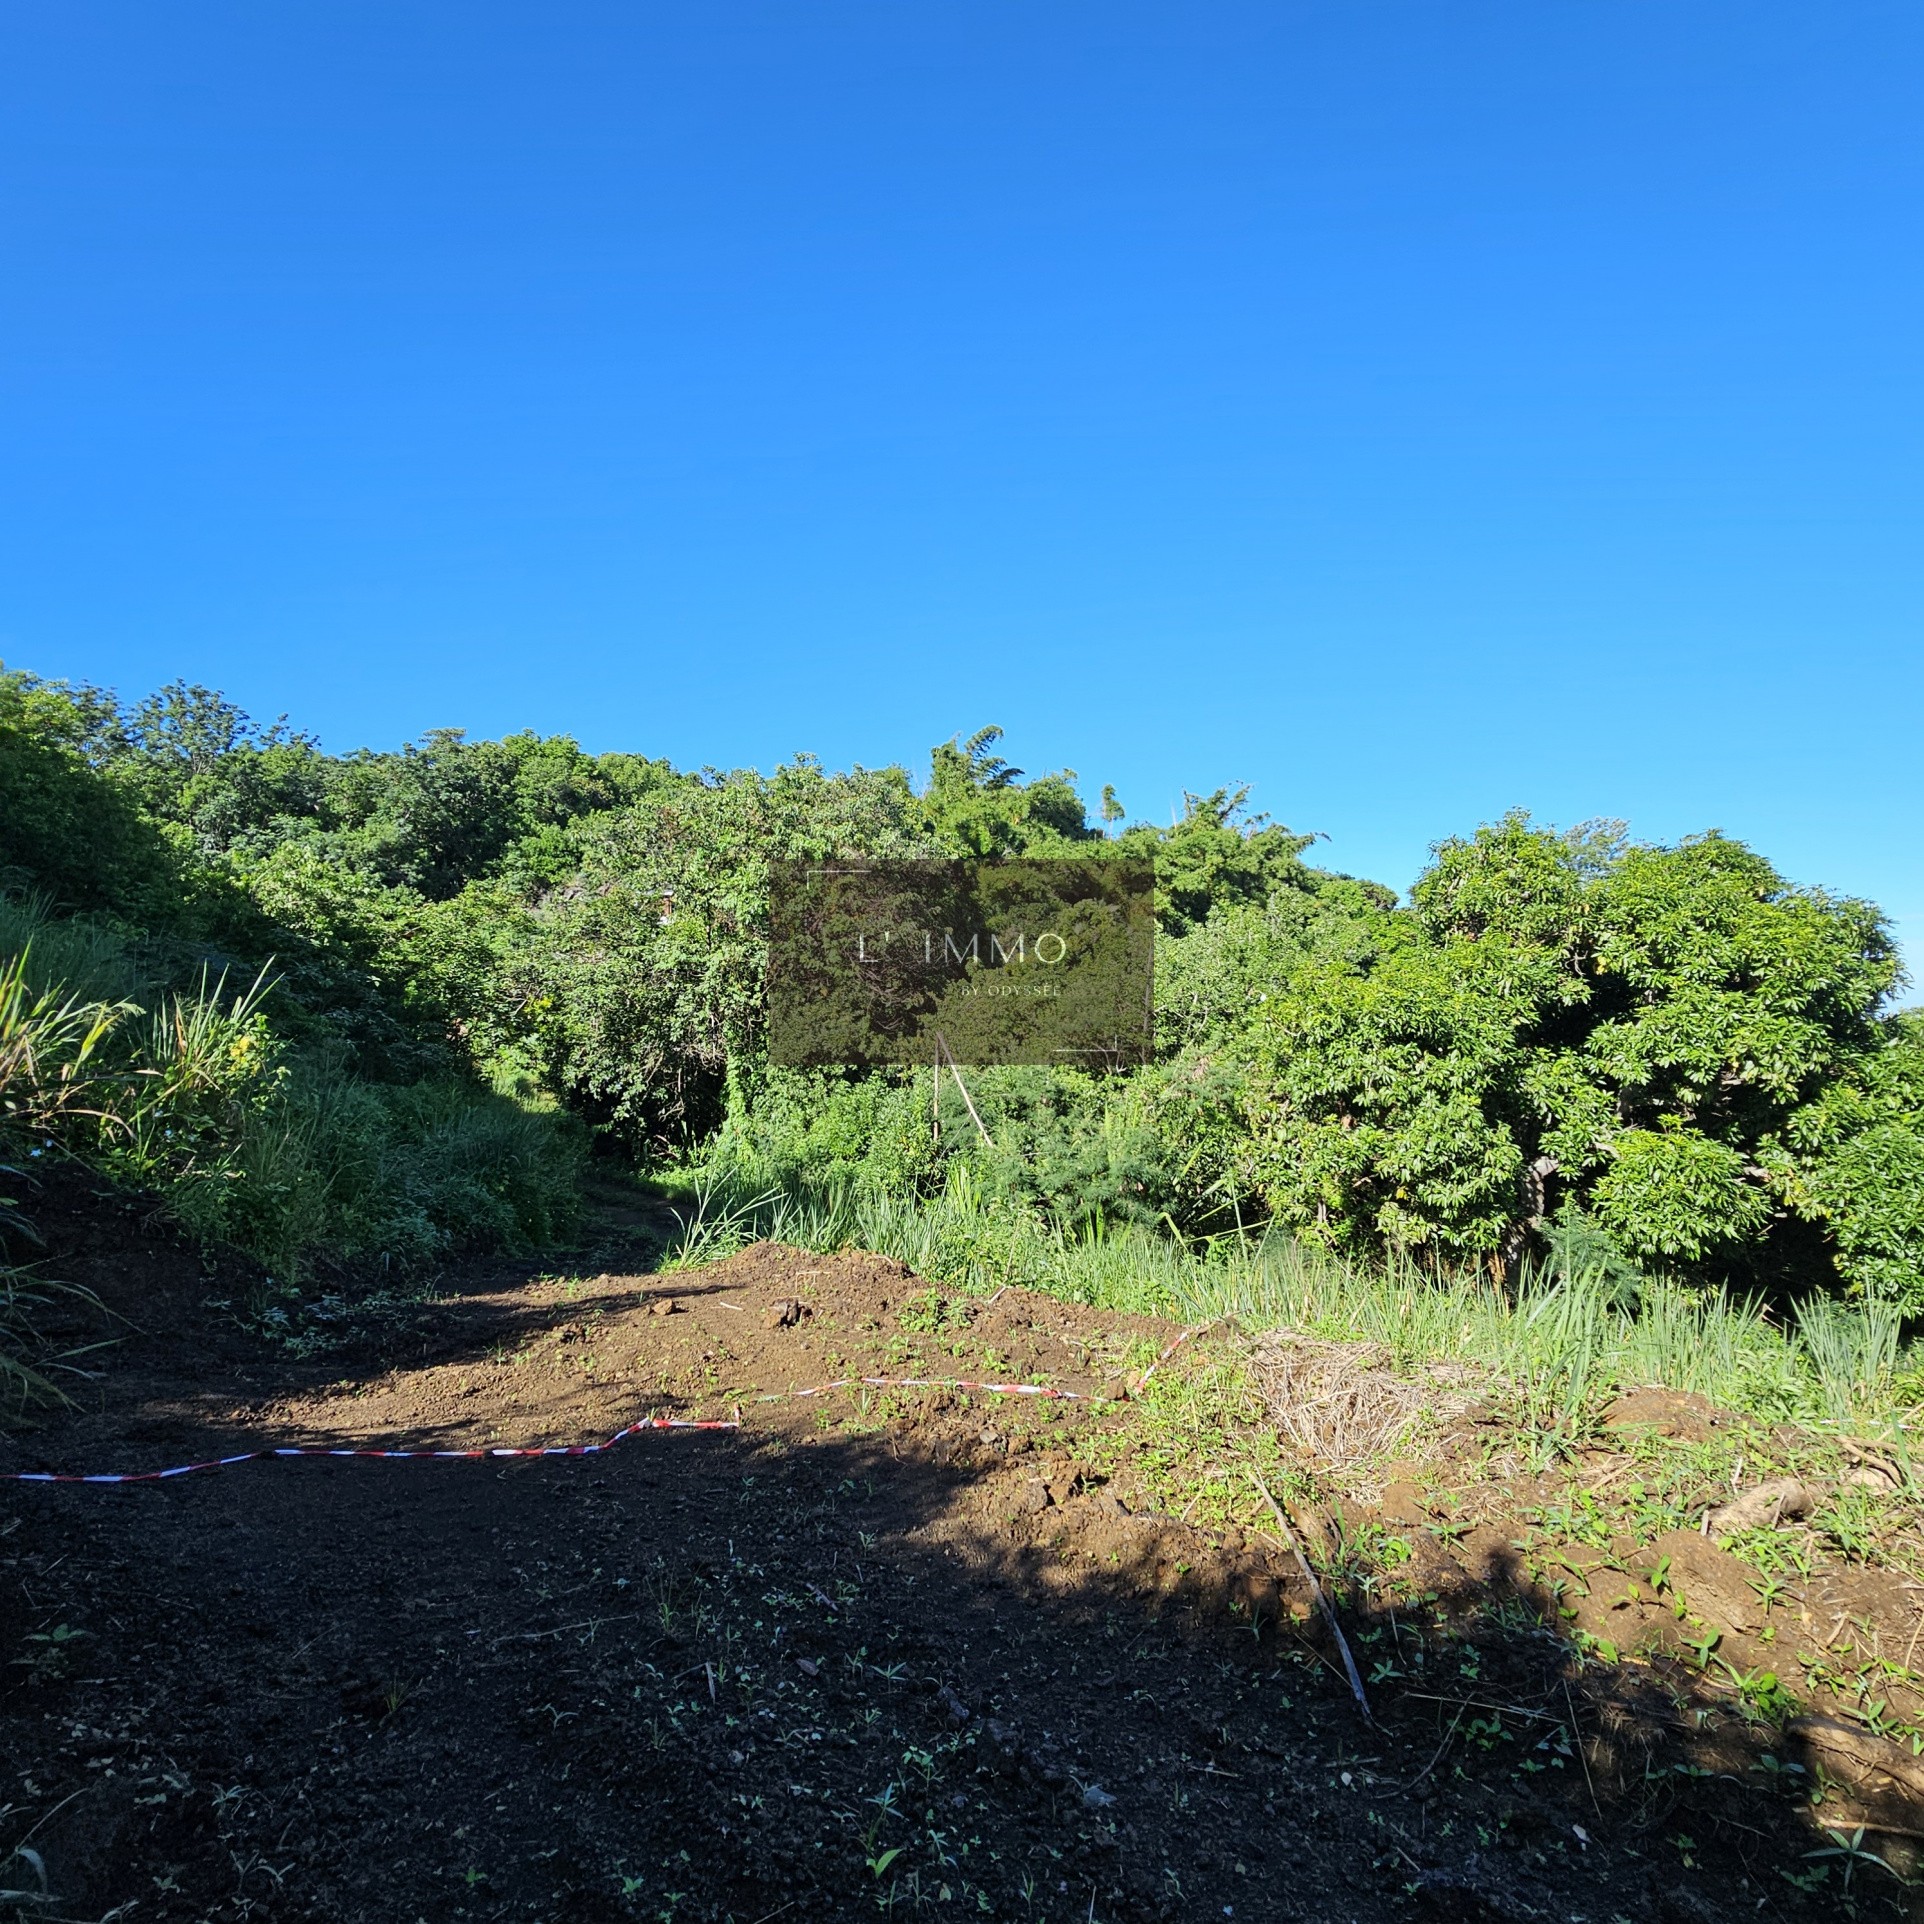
[2,5,1919,978]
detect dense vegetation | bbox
[3,662,1921,1397]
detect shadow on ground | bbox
[2,1183,1919,1923]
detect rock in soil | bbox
[1705,1476,1814,1535]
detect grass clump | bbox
[0,1273,107,1410]
[0,895,582,1388]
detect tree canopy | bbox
[3,664,1918,1304]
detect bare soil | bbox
[4,1180,1921,1923]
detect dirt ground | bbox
[4,1180,1923,1922]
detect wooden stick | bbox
[1902,1603,1924,1679]
[1562,1677,1601,1820]
[1391,1701,1468,1798]
[934,1033,993,1146]
[1398,1691,1562,1722]
[1249,1464,1374,1725]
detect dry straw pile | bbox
[1247,1330,1483,1479]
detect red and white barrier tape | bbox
[4,1414,736,1486]
[4,1374,1108,1487]
[758,1374,1082,1403]
[1131,1323,1210,1394]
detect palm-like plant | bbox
[0,947,132,1137]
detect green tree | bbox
[1236,813,1903,1285]
[506,758,924,1146]
[1117,788,1326,934]
[1772,1012,1924,1301]
[920,726,1095,856]
[0,669,203,921]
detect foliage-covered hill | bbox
[4,664,1921,1334]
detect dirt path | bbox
[3,1216,1917,1922]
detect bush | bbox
[0,895,582,1291]
[712,1062,1197,1234]
[1235,814,1909,1288]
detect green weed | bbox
[665,1157,1924,1439]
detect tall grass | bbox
[0,949,129,1138]
[0,1255,108,1409]
[161,1066,586,1281]
[1796,1294,1904,1430]
[1,1149,114,1408]
[0,893,145,1005]
[664,1154,1918,1436]
[1,895,582,1324]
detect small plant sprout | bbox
[1804,1826,1903,1895]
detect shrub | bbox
[0,896,583,1294]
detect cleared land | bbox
[4,1194,1922,1922]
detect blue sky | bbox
[2,4,1919,978]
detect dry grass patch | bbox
[1246,1329,1483,1485]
